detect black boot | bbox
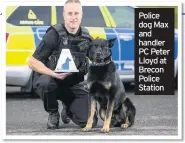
[61,103,71,124]
[47,112,60,129]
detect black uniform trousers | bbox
[33,74,91,128]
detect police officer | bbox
[28,0,98,129]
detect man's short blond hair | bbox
[64,0,82,13]
[65,0,81,4]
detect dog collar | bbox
[91,54,112,66]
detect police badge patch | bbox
[63,37,68,45]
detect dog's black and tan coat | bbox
[82,38,136,133]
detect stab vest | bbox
[46,24,92,74]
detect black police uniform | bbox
[32,24,97,128]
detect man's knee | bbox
[70,114,98,128]
[67,111,88,128]
[70,83,89,98]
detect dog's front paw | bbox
[82,126,92,132]
[101,126,110,133]
[121,123,129,129]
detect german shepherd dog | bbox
[82,38,136,133]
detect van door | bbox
[106,6,135,79]
[6,6,51,66]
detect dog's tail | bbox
[123,97,136,127]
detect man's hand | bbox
[51,72,72,80]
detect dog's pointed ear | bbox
[108,38,117,48]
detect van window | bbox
[107,6,134,28]
[6,6,51,26]
[56,6,106,27]
[56,6,64,24]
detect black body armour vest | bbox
[46,24,91,72]
[45,24,91,86]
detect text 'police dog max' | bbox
[81,38,136,133]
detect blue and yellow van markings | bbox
[6,20,36,65]
[31,26,49,48]
[6,6,178,69]
[103,6,116,28]
[99,6,111,27]
[6,6,17,18]
[87,27,106,39]
[51,6,57,25]
[114,28,135,61]
[6,51,33,65]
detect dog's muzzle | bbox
[95,57,103,63]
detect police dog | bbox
[82,38,136,133]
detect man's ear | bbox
[108,38,117,48]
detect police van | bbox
[6,6,178,93]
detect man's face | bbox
[63,3,82,30]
